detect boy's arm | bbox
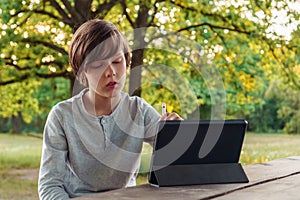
[141,100,161,147]
[38,109,70,200]
[142,101,183,146]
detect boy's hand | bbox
[160,103,183,120]
[160,112,183,121]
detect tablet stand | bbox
[149,163,249,187]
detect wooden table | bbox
[76,156,300,199]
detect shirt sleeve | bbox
[140,99,161,146]
[38,107,70,200]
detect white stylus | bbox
[162,103,167,116]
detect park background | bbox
[0,0,300,199]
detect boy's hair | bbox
[69,19,131,85]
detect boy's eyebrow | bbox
[112,52,124,59]
[86,53,123,65]
[104,53,124,62]
[84,58,106,67]
[85,51,124,65]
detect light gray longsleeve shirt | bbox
[38,89,160,199]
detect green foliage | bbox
[248,97,284,133]
[277,87,300,134]
[141,48,199,119]
[27,78,70,133]
[0,0,300,133]
[0,79,41,123]
[258,80,300,134]
[0,0,72,130]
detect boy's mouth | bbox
[106,81,118,88]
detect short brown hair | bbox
[69,19,131,84]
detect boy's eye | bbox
[91,64,105,68]
[113,57,123,64]
[89,60,106,68]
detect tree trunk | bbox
[11,112,23,133]
[128,1,150,97]
[129,48,144,96]
[129,25,148,96]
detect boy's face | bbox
[84,52,127,98]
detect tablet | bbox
[148,120,249,186]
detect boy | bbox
[38,19,182,199]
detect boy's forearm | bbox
[38,184,70,200]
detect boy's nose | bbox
[105,64,116,77]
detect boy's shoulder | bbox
[121,93,154,112]
[122,92,147,104]
[52,88,86,112]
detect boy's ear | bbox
[125,60,131,69]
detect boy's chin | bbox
[109,92,121,98]
[100,90,122,98]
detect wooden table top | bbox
[76,156,300,200]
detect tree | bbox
[0,0,299,131]
[262,79,300,134]
[0,0,118,132]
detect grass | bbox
[0,134,42,200]
[1,133,300,199]
[240,133,300,165]
[0,134,42,170]
[0,175,38,200]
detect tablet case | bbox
[149,120,249,187]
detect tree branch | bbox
[74,0,93,21]
[32,9,73,26]
[0,70,72,86]
[61,0,77,19]
[5,60,31,71]
[148,0,166,27]
[22,38,68,55]
[36,71,72,78]
[41,60,65,70]
[169,0,255,35]
[94,0,119,19]
[11,3,60,21]
[176,23,252,34]
[32,9,60,20]
[47,0,71,23]
[120,0,135,28]
[170,0,198,12]
[0,74,30,86]
[135,0,150,27]
[147,22,253,45]
[13,5,73,26]
[269,44,300,89]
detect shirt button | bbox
[102,119,105,123]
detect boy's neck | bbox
[83,91,121,117]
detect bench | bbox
[76,156,300,199]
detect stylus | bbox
[162,103,167,116]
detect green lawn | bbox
[1,133,300,199]
[241,133,300,165]
[0,134,42,170]
[0,134,42,200]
